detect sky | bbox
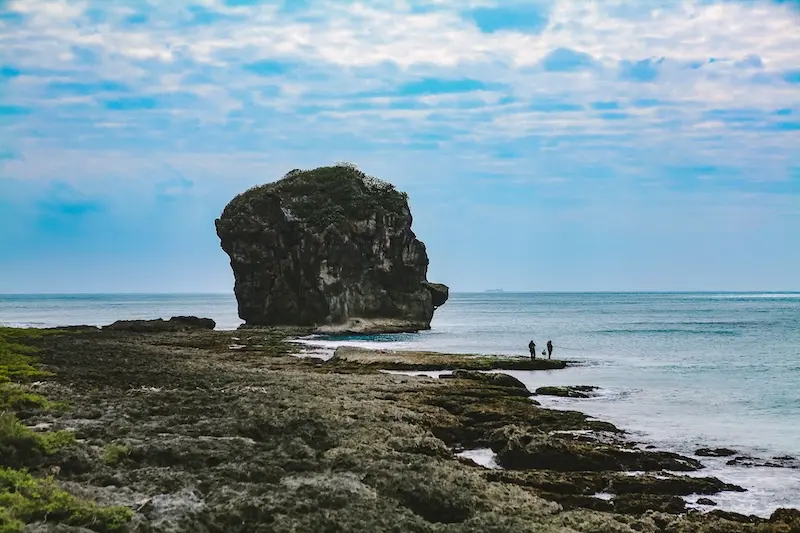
[0,0,798,293]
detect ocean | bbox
[2,291,799,516]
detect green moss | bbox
[103,443,130,465]
[0,467,132,533]
[0,329,131,531]
[222,163,410,230]
[0,328,55,384]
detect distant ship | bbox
[485,289,504,293]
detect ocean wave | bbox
[595,328,739,336]
[694,293,800,299]
[0,321,48,328]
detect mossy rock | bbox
[221,164,409,232]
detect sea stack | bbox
[215,164,449,333]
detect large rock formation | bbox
[215,164,448,333]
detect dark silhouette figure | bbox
[528,340,536,360]
[547,340,553,359]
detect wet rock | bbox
[103,316,216,333]
[215,164,448,333]
[695,447,738,457]
[708,509,762,523]
[696,497,717,506]
[608,474,744,496]
[535,386,598,398]
[726,455,800,469]
[485,470,739,502]
[445,370,529,392]
[492,426,702,472]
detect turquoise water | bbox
[2,292,799,514]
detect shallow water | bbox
[2,291,798,516]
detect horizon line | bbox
[1,290,799,296]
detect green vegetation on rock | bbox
[0,467,132,533]
[222,163,409,230]
[0,328,133,532]
[103,443,131,465]
[0,328,54,384]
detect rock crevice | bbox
[216,164,448,333]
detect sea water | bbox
[1,292,799,516]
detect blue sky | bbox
[0,0,798,293]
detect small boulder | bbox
[696,497,717,506]
[535,386,598,399]
[695,447,738,457]
[447,370,529,392]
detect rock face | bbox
[215,164,448,333]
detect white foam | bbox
[684,457,800,517]
[698,293,800,299]
[288,340,336,360]
[456,448,501,469]
[592,492,614,501]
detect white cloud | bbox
[0,0,798,188]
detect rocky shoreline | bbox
[1,323,799,532]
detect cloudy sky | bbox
[1,0,798,293]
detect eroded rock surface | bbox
[215,164,448,333]
[8,328,798,533]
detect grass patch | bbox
[103,443,130,466]
[0,466,132,533]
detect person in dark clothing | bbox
[528,340,536,360]
[547,340,553,359]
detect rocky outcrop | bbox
[103,316,216,332]
[535,386,598,398]
[215,164,448,333]
[695,447,738,457]
[491,426,702,472]
[444,370,530,392]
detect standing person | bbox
[547,340,553,359]
[528,340,536,360]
